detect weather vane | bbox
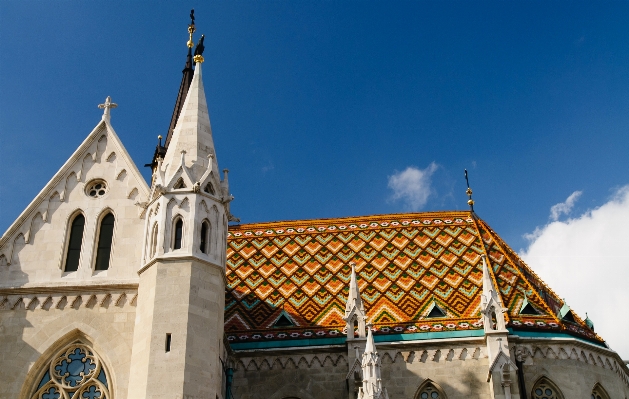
[187,9,196,48]
[464,169,475,212]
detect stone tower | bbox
[127,46,234,398]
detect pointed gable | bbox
[0,111,150,285]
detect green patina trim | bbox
[229,329,484,350]
[230,337,346,350]
[230,329,605,351]
[373,329,484,343]
[507,329,606,348]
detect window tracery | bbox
[592,384,610,399]
[30,342,111,399]
[85,180,108,198]
[415,380,446,399]
[531,378,563,399]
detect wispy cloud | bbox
[387,162,438,211]
[521,186,629,359]
[549,190,582,221]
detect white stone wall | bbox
[0,290,137,399]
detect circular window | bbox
[85,180,108,198]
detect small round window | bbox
[85,180,108,198]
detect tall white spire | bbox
[344,262,367,339]
[161,61,220,185]
[358,327,389,399]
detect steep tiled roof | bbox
[225,212,600,344]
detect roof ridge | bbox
[474,218,600,340]
[229,210,474,230]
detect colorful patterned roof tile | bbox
[224,212,601,344]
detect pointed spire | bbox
[365,325,375,354]
[480,254,507,332]
[358,325,389,399]
[147,10,196,172]
[346,262,363,314]
[344,262,367,339]
[481,254,497,301]
[161,60,218,184]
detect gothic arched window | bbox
[592,384,610,399]
[30,342,111,399]
[415,379,447,399]
[64,214,85,272]
[200,220,210,254]
[150,222,158,258]
[531,377,564,399]
[95,213,115,270]
[173,218,184,250]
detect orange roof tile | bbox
[224,211,600,344]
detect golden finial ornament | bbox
[193,35,205,63]
[464,169,475,212]
[187,9,196,48]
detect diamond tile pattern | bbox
[225,212,599,343]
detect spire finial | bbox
[98,96,117,121]
[194,35,205,63]
[464,169,475,212]
[187,9,196,48]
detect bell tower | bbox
[128,13,235,399]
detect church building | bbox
[1,12,628,399]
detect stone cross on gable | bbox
[98,96,118,121]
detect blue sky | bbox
[0,5,628,242]
[1,0,629,356]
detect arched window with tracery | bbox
[415,379,447,399]
[591,383,610,399]
[531,377,564,399]
[94,212,115,270]
[30,342,111,399]
[64,213,85,272]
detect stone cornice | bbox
[0,282,138,296]
[139,255,227,285]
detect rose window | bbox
[86,180,108,198]
[30,342,111,399]
[419,386,441,399]
[532,379,562,399]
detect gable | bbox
[0,119,150,286]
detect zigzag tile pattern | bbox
[225,212,600,344]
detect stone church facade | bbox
[1,15,628,399]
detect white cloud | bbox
[387,163,438,211]
[549,190,582,221]
[520,186,629,359]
